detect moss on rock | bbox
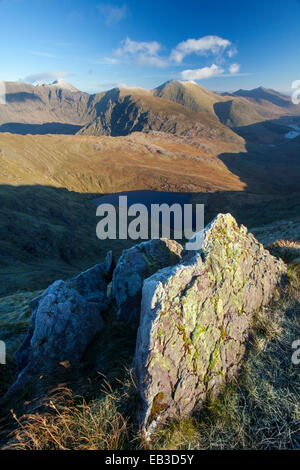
[134,214,286,434]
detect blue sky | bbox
[0,0,300,93]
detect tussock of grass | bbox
[286,264,300,292]
[0,290,42,400]
[6,391,127,450]
[4,372,138,450]
[148,418,200,450]
[268,239,300,264]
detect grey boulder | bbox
[133,214,286,436]
[5,251,114,398]
[112,238,182,323]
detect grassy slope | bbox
[154,81,224,115]
[0,184,139,296]
[214,99,264,127]
[0,131,247,296]
[1,130,300,296]
[0,132,245,193]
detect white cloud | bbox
[97,3,127,25]
[170,36,232,63]
[23,71,71,84]
[229,63,240,74]
[117,83,149,90]
[97,82,149,91]
[116,37,161,57]
[115,37,168,68]
[227,47,237,58]
[92,57,119,65]
[29,51,56,58]
[181,64,224,81]
[111,35,239,72]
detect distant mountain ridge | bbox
[0,81,96,128]
[155,81,300,126]
[154,80,266,127]
[231,86,292,107]
[0,79,299,137]
[77,85,242,143]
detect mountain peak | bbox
[38,79,79,93]
[50,79,79,92]
[256,86,267,91]
[155,79,198,89]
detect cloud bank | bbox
[181,64,224,80]
[23,71,71,84]
[115,38,168,67]
[170,35,232,63]
[97,34,241,80]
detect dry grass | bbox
[7,395,127,450]
[268,239,300,264]
[4,373,138,450]
[0,133,245,193]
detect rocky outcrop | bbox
[133,214,286,435]
[3,213,288,430]
[5,252,114,398]
[112,239,182,323]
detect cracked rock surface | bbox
[133,214,286,433]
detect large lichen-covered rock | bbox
[5,252,114,398]
[112,239,182,323]
[134,214,286,435]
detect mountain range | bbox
[1,79,299,138]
